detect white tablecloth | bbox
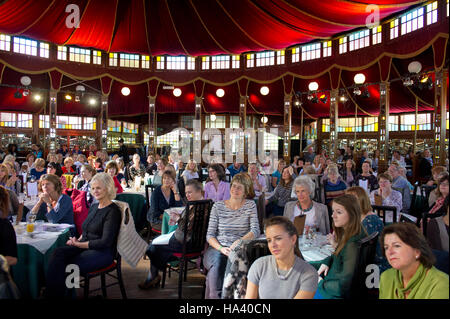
[122,188,146,197]
[298,233,334,262]
[15,223,72,254]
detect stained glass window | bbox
[39,115,50,129]
[0,34,11,51]
[120,53,139,68]
[57,46,67,60]
[292,47,300,63]
[0,113,16,127]
[390,19,399,39]
[13,37,37,56]
[364,117,378,132]
[277,50,285,64]
[56,116,83,129]
[302,43,321,61]
[205,115,226,129]
[400,7,424,35]
[156,56,165,70]
[187,57,195,70]
[167,56,186,70]
[246,54,255,68]
[232,55,240,69]
[108,120,122,132]
[323,41,332,57]
[400,113,432,131]
[339,37,348,54]
[322,119,330,132]
[93,50,102,65]
[109,53,118,67]
[69,47,90,63]
[123,122,138,134]
[255,51,275,67]
[142,55,150,69]
[17,113,32,128]
[202,56,210,70]
[84,117,96,130]
[389,115,399,131]
[349,29,370,51]
[426,1,438,25]
[338,118,363,132]
[212,55,230,69]
[372,25,382,45]
[39,42,49,58]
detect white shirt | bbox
[293,204,316,227]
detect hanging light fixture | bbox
[121,87,130,96]
[89,98,97,106]
[14,90,22,99]
[173,88,182,97]
[65,94,72,100]
[319,94,328,104]
[408,61,422,74]
[260,86,269,96]
[361,87,370,98]
[261,115,268,124]
[210,114,216,122]
[354,73,366,85]
[308,82,319,91]
[353,87,361,96]
[33,94,41,101]
[216,88,225,97]
[20,76,31,86]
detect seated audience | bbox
[226,161,245,179]
[47,162,68,190]
[388,163,411,213]
[266,166,294,217]
[0,186,17,267]
[129,153,145,182]
[29,174,74,226]
[181,159,199,184]
[152,158,168,186]
[310,194,367,299]
[340,159,356,187]
[323,165,347,205]
[391,150,406,168]
[296,158,305,176]
[61,157,76,174]
[44,173,122,298]
[284,176,330,234]
[248,163,267,197]
[26,153,36,172]
[427,196,449,252]
[427,173,449,216]
[245,216,318,299]
[30,158,47,181]
[148,170,183,232]
[74,164,97,207]
[428,167,448,206]
[115,158,126,185]
[94,158,104,173]
[204,164,230,202]
[0,164,18,192]
[345,186,390,272]
[271,159,286,189]
[205,173,260,299]
[418,149,433,182]
[369,173,403,222]
[146,155,158,175]
[379,223,449,299]
[105,160,123,194]
[354,160,378,193]
[139,179,204,289]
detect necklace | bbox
[272,256,295,280]
[298,201,313,214]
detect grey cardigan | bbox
[283,200,330,235]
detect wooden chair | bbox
[346,231,379,299]
[160,199,213,298]
[371,205,398,225]
[256,192,266,234]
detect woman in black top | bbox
[44,173,122,298]
[0,186,17,267]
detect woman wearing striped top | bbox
[204,173,260,299]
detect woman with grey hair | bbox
[284,176,330,234]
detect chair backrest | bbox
[115,193,147,232]
[256,193,266,234]
[371,205,397,224]
[245,239,271,268]
[346,231,379,299]
[181,199,213,254]
[422,211,444,236]
[177,177,186,200]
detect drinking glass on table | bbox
[26,214,36,234]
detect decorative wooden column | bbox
[32,113,40,144]
[97,95,108,150]
[413,97,418,154]
[193,96,202,163]
[299,109,304,152]
[48,89,57,154]
[239,96,247,130]
[378,82,390,172]
[148,96,157,155]
[283,94,292,162]
[329,89,339,160]
[434,69,448,165]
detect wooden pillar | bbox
[97,95,108,150]
[194,96,202,164]
[378,82,390,172]
[299,109,304,152]
[283,94,292,162]
[413,97,418,154]
[48,89,57,154]
[32,113,40,144]
[239,96,247,130]
[148,96,156,155]
[330,89,339,160]
[434,69,448,165]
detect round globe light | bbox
[76,85,86,92]
[260,86,269,96]
[354,73,366,85]
[173,88,182,97]
[210,114,216,122]
[408,61,422,74]
[34,94,41,101]
[20,76,31,86]
[216,88,225,98]
[121,87,130,96]
[89,98,96,106]
[261,116,268,124]
[308,82,319,91]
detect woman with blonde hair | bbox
[44,173,122,298]
[181,159,199,184]
[310,194,367,299]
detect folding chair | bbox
[371,205,398,225]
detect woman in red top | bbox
[61,157,75,174]
[105,160,123,194]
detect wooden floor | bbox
[75,257,206,299]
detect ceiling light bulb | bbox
[20,76,31,86]
[34,94,41,101]
[65,94,72,100]
[408,61,422,74]
[308,82,319,91]
[89,98,96,105]
[121,87,130,96]
[216,89,225,98]
[210,114,216,122]
[261,116,268,124]
[260,86,269,96]
[354,73,366,85]
[173,88,182,97]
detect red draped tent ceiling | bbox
[0,0,448,123]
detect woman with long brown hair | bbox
[310,194,367,299]
[0,185,17,267]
